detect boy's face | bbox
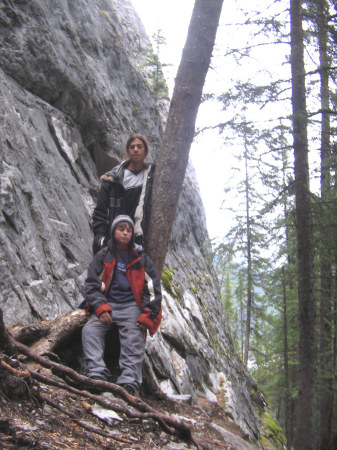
[114,222,133,246]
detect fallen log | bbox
[1,308,204,447]
[9,309,88,354]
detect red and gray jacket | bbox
[84,244,162,336]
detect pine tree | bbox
[290,0,317,446]
[144,30,169,99]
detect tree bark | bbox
[146,0,224,275]
[281,267,290,448]
[0,308,17,356]
[316,0,333,447]
[9,309,88,355]
[329,352,337,449]
[290,0,317,448]
[281,149,295,449]
[244,142,252,367]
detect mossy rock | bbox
[260,411,287,449]
[161,268,174,294]
[161,268,181,302]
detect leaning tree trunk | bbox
[146,0,224,275]
[290,0,317,448]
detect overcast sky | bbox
[130,0,237,241]
[130,0,287,242]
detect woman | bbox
[92,133,154,254]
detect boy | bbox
[82,215,162,395]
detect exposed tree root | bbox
[0,306,207,449]
[1,308,253,449]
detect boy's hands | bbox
[137,321,148,331]
[98,313,149,329]
[99,311,113,324]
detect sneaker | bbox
[106,373,117,383]
[120,384,137,395]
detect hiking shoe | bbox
[120,384,137,396]
[106,373,117,383]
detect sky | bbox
[130,0,288,242]
[131,0,234,241]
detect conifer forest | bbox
[188,0,337,448]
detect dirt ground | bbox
[0,310,272,449]
[0,361,259,450]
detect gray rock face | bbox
[0,0,267,443]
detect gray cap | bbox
[110,215,135,241]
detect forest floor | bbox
[0,363,259,449]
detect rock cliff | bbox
[0,0,272,446]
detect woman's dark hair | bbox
[125,133,149,157]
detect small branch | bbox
[35,389,134,444]
[0,359,30,378]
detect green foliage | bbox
[212,242,243,352]
[161,268,174,295]
[191,284,198,295]
[161,268,182,301]
[260,411,287,448]
[210,94,299,439]
[201,1,337,445]
[144,30,170,99]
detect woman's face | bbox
[126,138,147,164]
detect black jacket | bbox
[92,161,154,254]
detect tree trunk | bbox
[146,0,224,275]
[290,0,317,448]
[316,0,333,447]
[282,267,291,448]
[281,148,295,449]
[329,352,337,449]
[244,143,252,366]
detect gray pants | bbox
[82,301,145,388]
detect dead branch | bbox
[1,354,176,438]
[35,389,134,444]
[0,307,208,449]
